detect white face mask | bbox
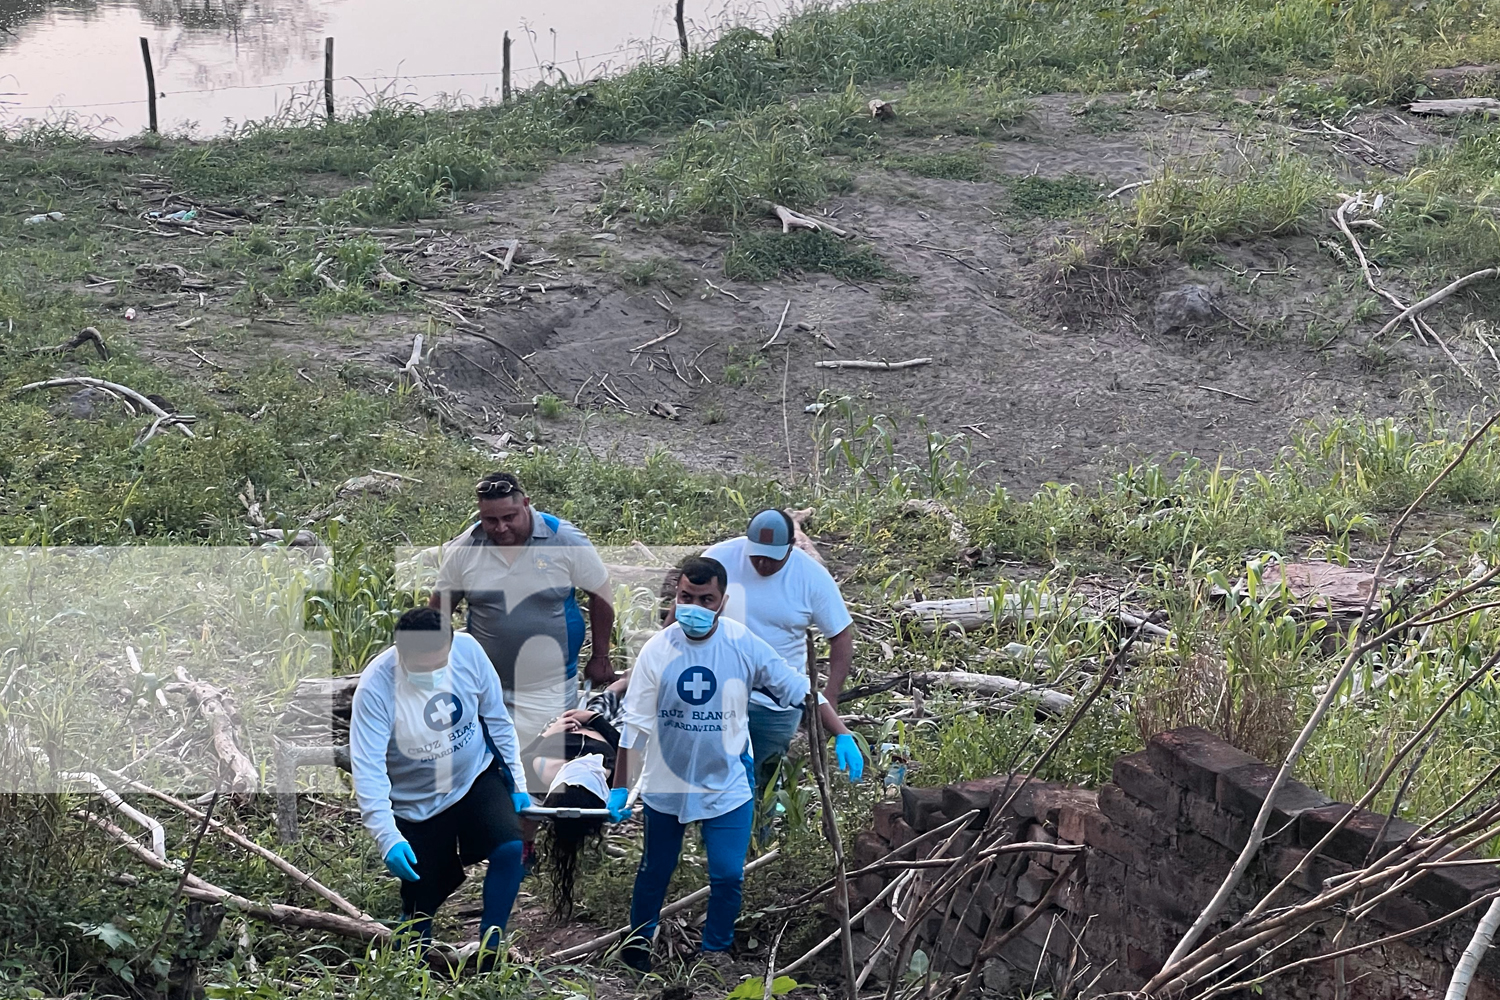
[404,665,449,691]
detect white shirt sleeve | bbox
[349,670,404,857]
[470,637,524,790]
[619,637,662,751]
[807,560,854,639]
[746,634,810,710]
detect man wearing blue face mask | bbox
[349,606,530,953]
[608,556,810,973]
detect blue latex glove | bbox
[512,791,532,815]
[835,733,864,782]
[384,841,420,882]
[607,786,633,823]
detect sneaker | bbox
[619,942,653,975]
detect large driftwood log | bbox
[1408,97,1500,116]
[898,594,1058,633]
[908,670,1076,714]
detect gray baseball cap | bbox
[745,509,793,560]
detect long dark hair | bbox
[537,783,607,919]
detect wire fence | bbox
[0,1,795,128]
[0,41,653,118]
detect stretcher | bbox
[518,774,640,820]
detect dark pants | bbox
[628,799,755,953]
[394,765,524,942]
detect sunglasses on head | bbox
[476,478,520,498]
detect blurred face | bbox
[750,552,791,577]
[397,639,451,674]
[478,494,533,547]
[675,574,725,612]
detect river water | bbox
[0,0,792,136]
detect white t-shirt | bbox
[702,536,854,710]
[620,618,810,822]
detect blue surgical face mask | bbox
[675,603,719,640]
[405,665,449,691]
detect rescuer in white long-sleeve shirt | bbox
[349,607,530,947]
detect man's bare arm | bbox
[813,626,856,736]
[583,589,618,684]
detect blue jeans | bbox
[748,702,803,796]
[628,800,754,953]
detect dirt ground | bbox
[117,93,1487,492]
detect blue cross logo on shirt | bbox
[676,666,717,706]
[423,692,464,731]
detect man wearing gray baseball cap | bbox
[703,509,863,800]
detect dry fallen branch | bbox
[83,812,395,943]
[771,203,848,237]
[1374,267,1500,342]
[15,377,196,438]
[761,300,793,350]
[29,326,110,360]
[804,684,858,998]
[115,775,371,921]
[166,670,258,792]
[814,358,932,370]
[628,321,682,353]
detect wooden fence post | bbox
[324,37,335,123]
[502,31,512,103]
[139,38,158,134]
[676,0,688,59]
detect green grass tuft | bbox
[1008,174,1105,217]
[886,150,988,181]
[723,229,893,282]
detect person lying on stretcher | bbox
[520,675,628,917]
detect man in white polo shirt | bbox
[703,509,863,797]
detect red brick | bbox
[890,816,919,849]
[862,904,895,939]
[1216,763,1331,827]
[1297,804,1422,868]
[942,775,1015,824]
[1410,859,1500,912]
[872,800,902,843]
[853,831,887,868]
[1015,904,1072,957]
[1015,863,1052,904]
[901,785,949,832]
[944,921,985,967]
[1098,782,1169,845]
[1184,795,1252,852]
[1146,727,1258,800]
[854,872,885,903]
[1024,821,1056,845]
[1113,751,1181,817]
[1005,780,1067,823]
[1081,805,1140,864]
[1365,891,1436,933]
[1055,799,1098,844]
